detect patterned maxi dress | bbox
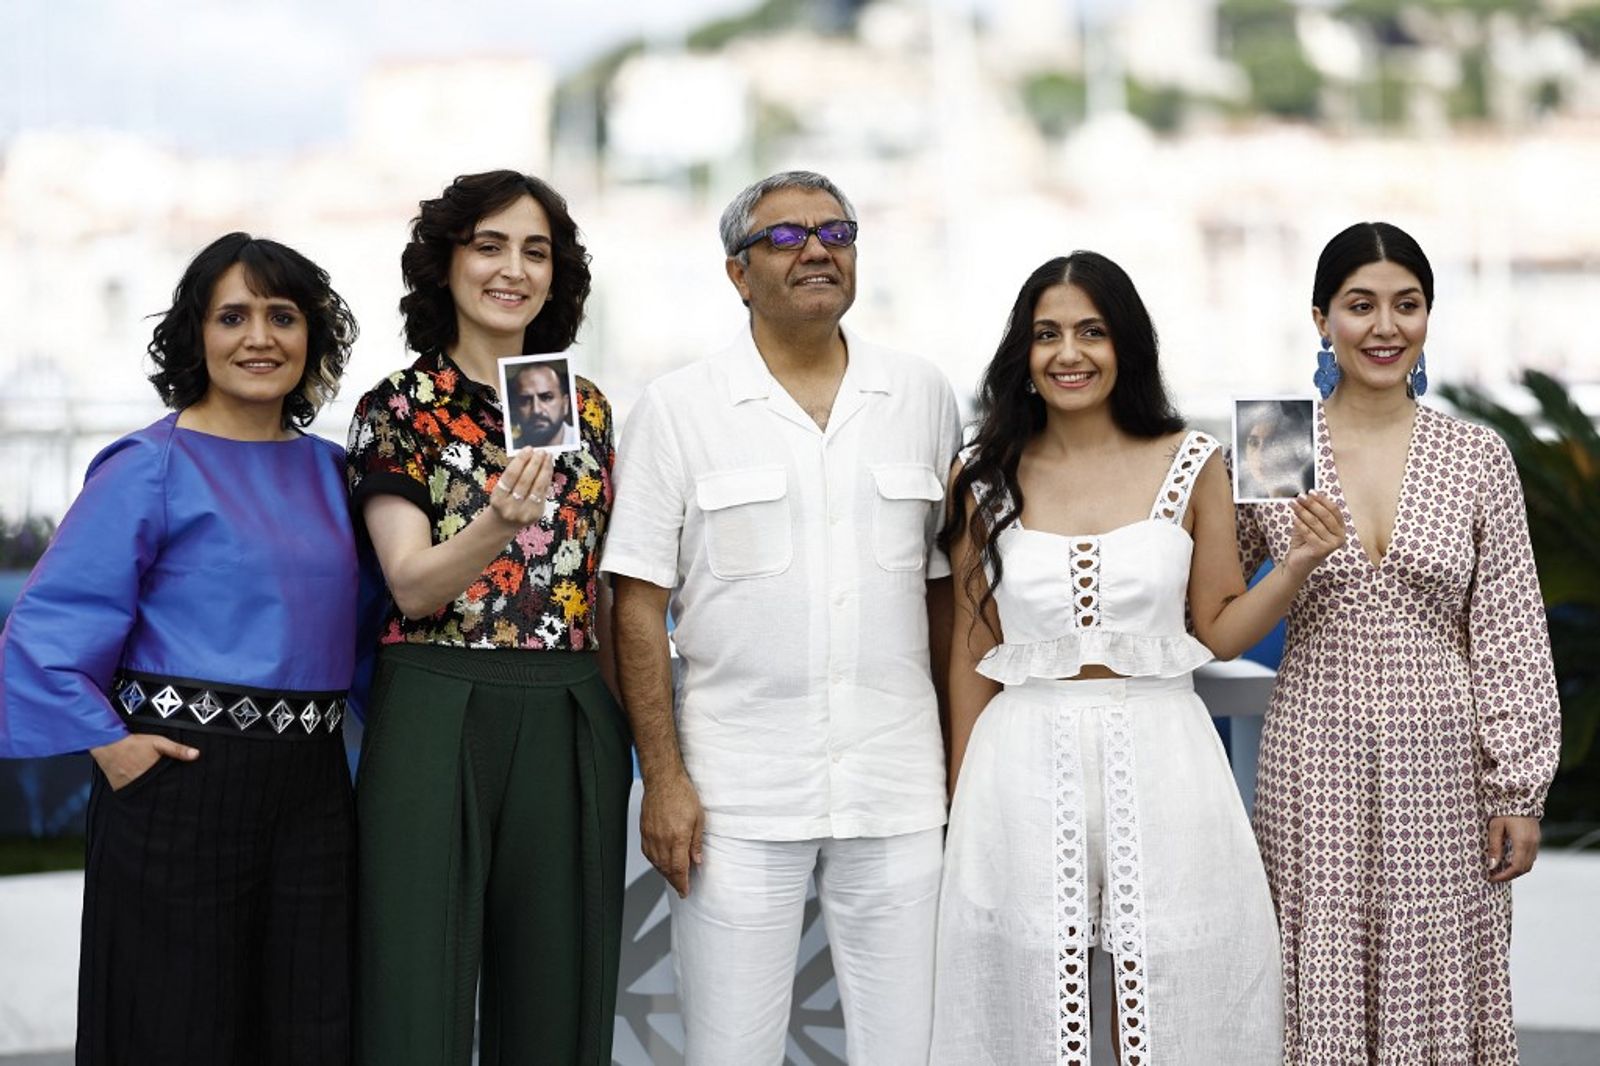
[1239,403,1561,1064]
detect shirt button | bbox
[830,673,844,685]
[833,591,848,607]
[829,513,842,526]
[831,751,843,764]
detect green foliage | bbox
[1562,5,1600,59]
[1235,33,1323,118]
[1449,47,1491,121]
[1019,71,1087,139]
[1336,0,1411,43]
[1366,66,1410,126]
[1219,0,1298,41]
[1429,0,1539,18]
[1339,0,1540,39]
[1127,80,1188,133]
[0,514,55,569]
[1440,372,1600,609]
[1020,73,1197,138]
[1535,78,1564,113]
[1219,0,1323,119]
[1439,372,1600,832]
[687,0,809,51]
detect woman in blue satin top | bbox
[0,232,362,1066]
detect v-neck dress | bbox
[1238,403,1560,1064]
[933,432,1283,1065]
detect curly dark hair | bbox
[147,232,358,429]
[939,252,1185,638]
[399,170,591,357]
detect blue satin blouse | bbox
[0,414,362,757]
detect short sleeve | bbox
[926,380,964,581]
[0,435,168,757]
[599,385,686,590]
[346,377,434,520]
[1466,431,1561,819]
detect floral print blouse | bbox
[346,352,614,651]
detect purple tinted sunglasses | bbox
[735,219,859,254]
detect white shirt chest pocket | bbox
[871,463,945,572]
[695,467,792,580]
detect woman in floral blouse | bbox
[346,170,630,1066]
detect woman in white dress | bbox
[932,253,1345,1064]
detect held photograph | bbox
[497,353,581,454]
[1232,397,1317,503]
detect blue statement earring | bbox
[1408,351,1428,398]
[1313,336,1340,399]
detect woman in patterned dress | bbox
[1241,221,1561,1063]
[932,252,1345,1063]
[345,170,631,1066]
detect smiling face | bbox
[725,185,856,328]
[197,262,309,419]
[511,363,568,446]
[448,193,554,354]
[1313,259,1429,397]
[1027,282,1117,415]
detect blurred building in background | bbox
[3,0,1600,518]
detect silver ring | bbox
[492,481,509,493]
[511,492,526,501]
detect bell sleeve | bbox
[1466,430,1561,819]
[0,434,169,758]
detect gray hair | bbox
[718,170,857,263]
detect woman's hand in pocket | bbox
[90,733,199,791]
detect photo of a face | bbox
[1233,398,1317,503]
[498,354,580,453]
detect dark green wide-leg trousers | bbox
[355,645,631,1066]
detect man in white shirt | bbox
[602,171,961,1065]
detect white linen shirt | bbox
[601,326,963,841]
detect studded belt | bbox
[112,671,347,741]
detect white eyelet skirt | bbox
[932,674,1283,1065]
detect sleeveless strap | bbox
[1148,431,1218,525]
[960,444,1012,525]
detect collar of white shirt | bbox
[720,324,893,433]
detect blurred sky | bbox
[0,0,770,151]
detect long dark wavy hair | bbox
[147,232,358,429]
[399,170,591,357]
[938,252,1185,636]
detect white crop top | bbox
[971,431,1220,683]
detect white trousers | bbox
[669,828,943,1066]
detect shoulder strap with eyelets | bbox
[1148,431,1219,526]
